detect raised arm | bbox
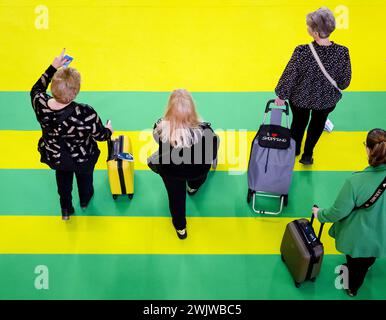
[30,65,57,109]
[30,49,69,111]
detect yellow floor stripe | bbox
[0,216,338,254]
[0,130,368,171]
[1,0,385,91]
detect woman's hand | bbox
[312,206,320,219]
[52,48,69,69]
[274,97,286,106]
[105,120,114,135]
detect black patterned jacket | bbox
[275,41,352,110]
[30,65,112,168]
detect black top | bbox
[30,65,112,169]
[275,41,352,110]
[153,119,219,180]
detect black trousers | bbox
[346,255,376,294]
[56,170,94,210]
[55,151,99,210]
[161,174,208,230]
[289,102,335,156]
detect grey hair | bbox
[307,7,336,38]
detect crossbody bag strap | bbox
[308,43,342,93]
[355,176,386,210]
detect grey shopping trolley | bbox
[247,99,296,215]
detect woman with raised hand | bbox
[30,49,113,220]
[313,129,386,297]
[275,7,352,165]
[151,89,219,240]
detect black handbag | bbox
[147,151,161,174]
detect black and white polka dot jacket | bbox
[275,41,352,110]
[30,65,112,167]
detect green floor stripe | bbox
[0,254,385,300]
[0,169,352,217]
[1,92,385,131]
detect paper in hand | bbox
[63,55,74,68]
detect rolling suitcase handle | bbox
[107,138,115,161]
[106,120,115,161]
[310,204,325,241]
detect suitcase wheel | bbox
[247,189,253,203]
[310,277,316,283]
[112,194,118,200]
[294,281,301,288]
[281,254,285,263]
[128,194,133,200]
[282,195,288,207]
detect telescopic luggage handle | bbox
[265,99,290,115]
[310,204,325,241]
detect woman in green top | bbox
[313,128,386,297]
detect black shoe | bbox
[176,228,188,240]
[339,263,348,275]
[61,207,75,220]
[187,186,198,196]
[299,154,314,165]
[80,190,94,209]
[295,149,301,156]
[346,289,357,297]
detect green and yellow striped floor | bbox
[0,0,385,299]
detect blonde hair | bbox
[51,67,81,104]
[158,89,201,148]
[307,7,336,39]
[367,129,386,167]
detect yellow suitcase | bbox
[107,135,134,200]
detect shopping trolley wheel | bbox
[282,195,288,207]
[128,194,133,200]
[212,157,218,170]
[112,194,118,200]
[247,189,253,203]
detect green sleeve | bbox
[318,179,356,223]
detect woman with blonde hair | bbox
[313,128,386,297]
[150,89,219,239]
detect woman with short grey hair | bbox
[275,7,352,165]
[30,49,113,220]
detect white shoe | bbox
[176,228,187,239]
[187,186,198,195]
